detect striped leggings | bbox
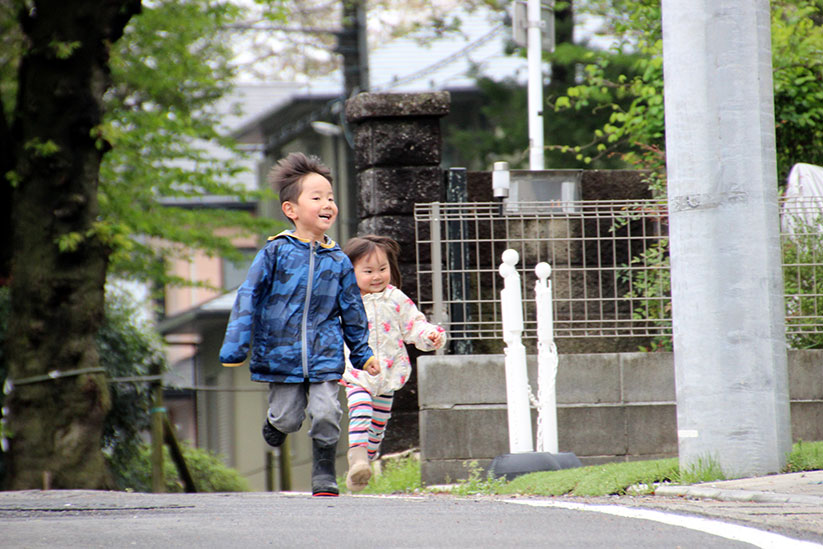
[345,385,394,460]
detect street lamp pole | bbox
[527,0,544,170]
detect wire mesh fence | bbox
[781,195,823,348]
[414,197,823,346]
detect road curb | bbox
[655,485,823,505]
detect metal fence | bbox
[414,197,823,346]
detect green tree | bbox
[0,0,289,490]
[99,0,282,289]
[97,288,165,490]
[0,287,166,489]
[772,0,823,180]
[553,0,665,175]
[444,1,649,170]
[556,0,823,183]
[0,1,19,283]
[2,0,143,491]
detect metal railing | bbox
[414,197,823,346]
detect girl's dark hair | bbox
[268,152,333,206]
[343,235,402,289]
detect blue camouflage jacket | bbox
[219,231,374,383]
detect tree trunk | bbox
[549,0,575,94]
[4,0,141,490]
[0,103,12,284]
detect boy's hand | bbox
[365,361,381,375]
[428,328,445,348]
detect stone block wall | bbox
[418,350,823,485]
[346,91,450,306]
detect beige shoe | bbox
[346,446,372,492]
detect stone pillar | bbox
[345,91,450,454]
[345,91,450,304]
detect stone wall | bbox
[418,350,823,485]
[464,169,652,202]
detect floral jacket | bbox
[342,285,446,396]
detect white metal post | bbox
[534,262,558,453]
[527,0,544,170]
[430,202,446,355]
[499,249,534,453]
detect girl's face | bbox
[353,248,391,295]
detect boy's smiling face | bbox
[282,172,338,242]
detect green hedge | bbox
[115,441,250,493]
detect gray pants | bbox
[266,380,342,446]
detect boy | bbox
[219,152,378,496]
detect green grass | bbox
[675,455,727,485]
[349,441,823,497]
[338,454,423,495]
[785,440,823,472]
[448,461,509,496]
[500,458,680,497]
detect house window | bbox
[222,248,257,290]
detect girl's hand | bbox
[428,329,445,348]
[365,361,381,375]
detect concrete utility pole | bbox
[337,0,369,240]
[337,0,369,98]
[661,1,792,477]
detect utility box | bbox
[506,169,582,214]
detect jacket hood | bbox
[269,230,337,249]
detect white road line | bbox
[508,499,823,549]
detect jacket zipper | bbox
[301,241,316,379]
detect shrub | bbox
[116,441,250,493]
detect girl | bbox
[341,235,446,492]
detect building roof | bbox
[194,82,306,191]
[224,82,306,144]
[369,8,528,93]
[233,6,530,144]
[158,289,236,335]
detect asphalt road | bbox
[2,490,821,548]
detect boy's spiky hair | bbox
[268,152,333,205]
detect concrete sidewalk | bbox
[654,470,823,505]
[636,470,823,542]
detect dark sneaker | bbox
[262,421,286,447]
[311,440,339,497]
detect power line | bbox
[265,22,507,151]
[224,23,342,35]
[373,23,505,92]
